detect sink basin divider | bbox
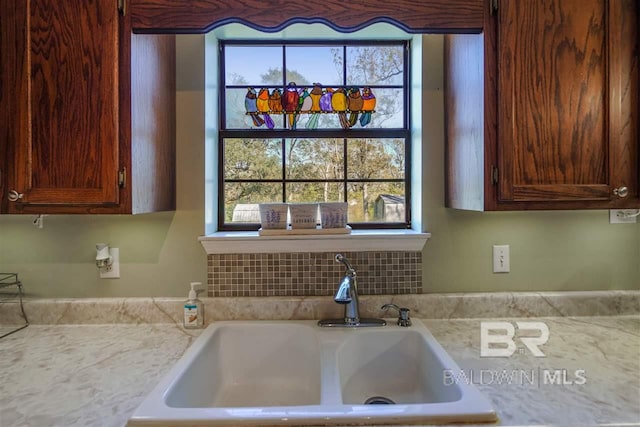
[318,336,343,406]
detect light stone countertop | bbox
[0,316,638,427]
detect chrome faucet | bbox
[318,254,386,328]
[333,254,360,324]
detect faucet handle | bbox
[381,303,412,327]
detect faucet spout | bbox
[335,253,355,273]
[333,254,360,324]
[334,275,354,304]
[317,254,385,328]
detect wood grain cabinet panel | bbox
[0,0,176,214]
[445,0,639,210]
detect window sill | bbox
[199,229,431,254]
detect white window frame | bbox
[200,23,429,253]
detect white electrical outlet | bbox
[493,245,510,273]
[609,209,638,224]
[100,248,120,279]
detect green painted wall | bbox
[0,35,637,298]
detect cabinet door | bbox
[497,0,638,205]
[7,0,120,209]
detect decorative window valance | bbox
[130,0,483,34]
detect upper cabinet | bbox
[128,0,484,34]
[0,0,175,214]
[445,0,639,210]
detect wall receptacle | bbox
[493,245,510,273]
[100,248,120,279]
[609,209,638,224]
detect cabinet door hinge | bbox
[491,165,499,185]
[490,0,498,16]
[118,168,127,188]
[117,0,126,16]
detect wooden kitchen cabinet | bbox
[445,0,639,210]
[0,0,175,214]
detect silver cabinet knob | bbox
[8,190,24,202]
[613,186,629,198]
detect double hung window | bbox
[219,40,410,230]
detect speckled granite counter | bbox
[1,315,638,427]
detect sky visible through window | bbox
[225,46,342,85]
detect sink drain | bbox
[364,396,395,405]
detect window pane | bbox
[346,45,404,86]
[224,138,282,180]
[285,46,342,86]
[286,138,344,180]
[287,182,344,203]
[347,138,404,180]
[356,88,404,128]
[219,41,409,230]
[225,88,286,129]
[225,46,283,85]
[347,182,405,223]
[224,182,282,223]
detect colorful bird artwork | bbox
[331,88,349,129]
[242,84,375,130]
[347,87,363,128]
[297,88,311,129]
[299,88,312,112]
[320,88,333,112]
[359,87,376,127]
[268,89,283,114]
[309,83,322,112]
[244,87,265,127]
[282,82,300,129]
[256,88,270,112]
[257,88,275,129]
[306,83,323,130]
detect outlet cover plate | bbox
[609,210,638,224]
[100,248,120,279]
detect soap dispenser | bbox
[183,282,204,329]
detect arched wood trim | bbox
[130,0,483,34]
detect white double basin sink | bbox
[128,319,496,426]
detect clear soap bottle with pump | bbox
[183,282,204,329]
